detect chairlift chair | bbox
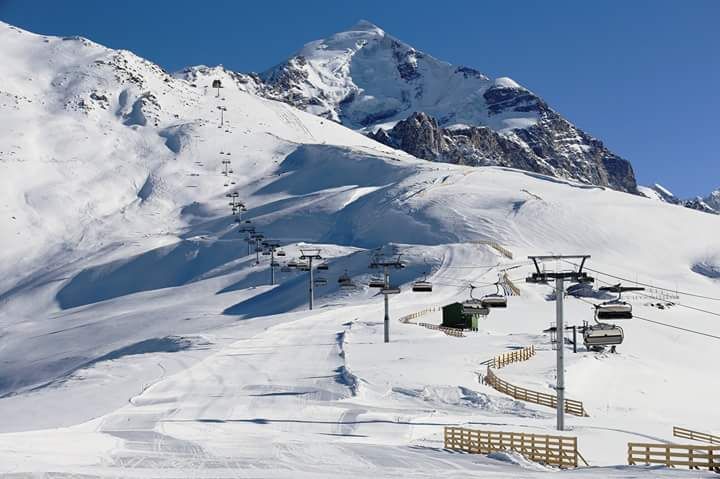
[596,301,633,320]
[481,283,508,308]
[369,276,385,288]
[317,263,329,270]
[276,250,286,257]
[338,270,353,288]
[595,284,643,320]
[462,285,490,315]
[287,260,298,268]
[314,277,328,287]
[461,299,490,316]
[412,280,433,292]
[583,323,624,348]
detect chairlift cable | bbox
[633,315,720,341]
[561,260,720,302]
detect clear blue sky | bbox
[2,0,718,197]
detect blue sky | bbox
[2,0,718,197]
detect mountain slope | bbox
[1,20,720,477]
[260,20,638,193]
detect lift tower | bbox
[300,248,322,310]
[526,255,594,431]
[370,254,405,343]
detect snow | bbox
[493,77,523,89]
[262,21,539,132]
[1,19,720,478]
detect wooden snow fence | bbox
[471,240,514,259]
[485,345,536,369]
[500,271,522,296]
[398,307,464,337]
[627,443,720,471]
[398,307,439,324]
[483,367,588,417]
[673,426,720,445]
[417,322,465,337]
[444,426,587,468]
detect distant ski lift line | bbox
[570,294,720,342]
[589,271,720,319]
[561,260,720,301]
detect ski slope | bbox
[0,21,719,477]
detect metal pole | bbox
[255,240,260,265]
[384,266,390,343]
[572,325,577,354]
[270,249,275,285]
[555,276,565,431]
[309,257,314,310]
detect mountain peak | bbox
[350,19,384,34]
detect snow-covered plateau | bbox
[0,20,719,478]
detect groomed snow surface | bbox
[1,21,719,478]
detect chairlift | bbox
[412,259,433,292]
[596,301,632,320]
[338,270,353,287]
[287,260,298,268]
[276,250,286,257]
[281,266,291,273]
[583,322,624,349]
[270,261,279,267]
[317,262,329,271]
[314,277,328,287]
[595,284,643,320]
[262,250,271,256]
[381,286,401,295]
[481,283,508,308]
[369,276,385,288]
[462,285,490,316]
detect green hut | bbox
[442,302,482,330]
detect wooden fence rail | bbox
[628,443,720,471]
[483,367,588,417]
[417,322,465,337]
[398,307,439,324]
[471,240,514,259]
[673,426,720,445]
[486,345,536,369]
[501,272,522,296]
[398,307,465,337]
[444,426,585,468]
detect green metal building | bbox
[442,302,482,330]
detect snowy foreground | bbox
[1,21,719,477]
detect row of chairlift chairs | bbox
[250,239,630,352]
[582,284,643,350]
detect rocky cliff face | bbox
[370,110,637,192]
[258,21,639,193]
[684,189,720,214]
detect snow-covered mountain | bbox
[260,20,638,193]
[639,183,720,214]
[684,187,720,214]
[1,19,719,477]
